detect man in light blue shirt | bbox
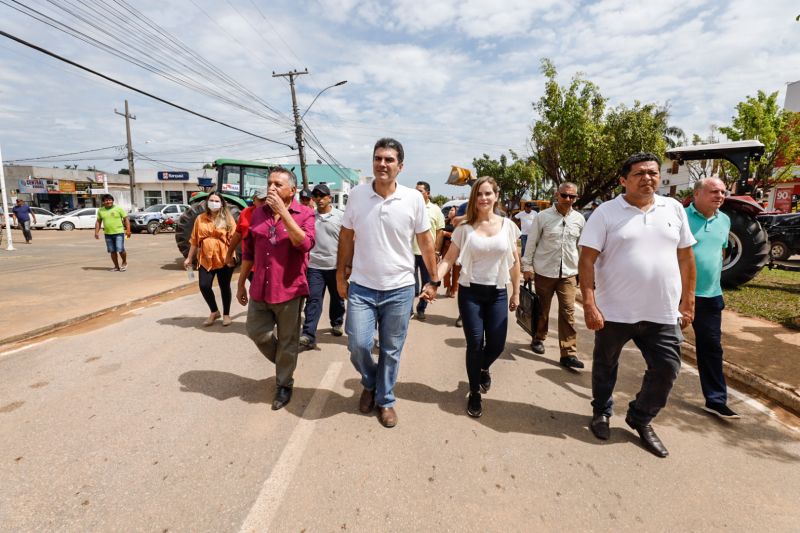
[686,178,739,420]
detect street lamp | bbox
[301,80,347,120]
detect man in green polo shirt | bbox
[94,194,131,272]
[686,178,739,420]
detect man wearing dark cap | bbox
[300,184,345,349]
[299,188,314,210]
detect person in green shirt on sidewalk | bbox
[95,194,131,272]
[686,178,740,420]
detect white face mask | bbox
[207,201,222,211]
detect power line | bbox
[2,0,291,126]
[6,144,125,162]
[247,0,303,65]
[0,29,296,149]
[222,0,292,67]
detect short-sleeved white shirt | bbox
[342,182,430,290]
[514,210,537,235]
[578,194,696,324]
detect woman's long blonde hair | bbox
[204,192,235,231]
[464,176,500,225]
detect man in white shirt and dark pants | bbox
[579,153,696,458]
[514,201,537,256]
[337,138,440,428]
[522,182,585,369]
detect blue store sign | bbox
[158,171,190,181]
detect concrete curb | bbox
[681,340,800,416]
[0,282,196,348]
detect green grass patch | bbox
[723,268,800,329]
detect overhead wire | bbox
[0,28,296,148]
[6,144,125,162]
[222,0,292,68]
[247,0,303,66]
[2,0,291,126]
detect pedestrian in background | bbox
[94,194,131,272]
[687,178,740,420]
[514,201,537,256]
[337,138,439,428]
[522,182,585,370]
[225,190,267,269]
[299,188,314,210]
[11,198,37,244]
[184,192,236,327]
[300,184,345,350]
[579,152,696,458]
[427,176,521,418]
[238,168,315,411]
[412,180,445,321]
[441,206,460,298]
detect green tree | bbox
[530,59,670,206]
[118,168,130,175]
[472,150,540,212]
[719,90,800,192]
[430,194,449,206]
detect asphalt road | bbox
[1,289,799,531]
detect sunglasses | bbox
[560,193,578,200]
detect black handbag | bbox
[515,280,540,336]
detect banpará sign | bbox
[158,171,190,181]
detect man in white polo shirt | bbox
[578,152,696,458]
[337,138,440,428]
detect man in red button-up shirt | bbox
[237,167,316,411]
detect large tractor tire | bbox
[175,203,242,258]
[720,207,770,288]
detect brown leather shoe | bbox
[378,407,397,428]
[359,388,375,414]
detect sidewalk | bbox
[2,227,798,416]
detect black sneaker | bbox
[467,392,482,418]
[479,370,491,393]
[702,403,741,420]
[455,316,463,328]
[416,310,426,321]
[559,356,585,369]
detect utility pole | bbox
[273,69,309,190]
[114,100,137,210]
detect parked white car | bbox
[1,207,56,229]
[46,208,99,231]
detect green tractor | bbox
[175,159,273,257]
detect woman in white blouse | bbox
[425,176,521,418]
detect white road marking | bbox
[0,337,56,358]
[123,307,145,315]
[239,362,344,532]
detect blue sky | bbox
[0,0,798,196]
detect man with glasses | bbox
[522,182,585,369]
[579,153,696,458]
[300,184,346,349]
[237,167,316,411]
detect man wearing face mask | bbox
[237,168,316,411]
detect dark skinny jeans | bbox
[198,265,234,314]
[457,283,508,393]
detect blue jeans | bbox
[302,268,345,343]
[413,254,431,313]
[457,284,508,393]
[591,321,682,426]
[692,296,727,405]
[346,282,414,408]
[104,233,125,253]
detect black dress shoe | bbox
[625,415,668,457]
[272,386,293,411]
[530,340,545,354]
[560,356,585,369]
[590,414,610,440]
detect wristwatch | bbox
[429,280,441,287]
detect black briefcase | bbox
[515,280,540,336]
